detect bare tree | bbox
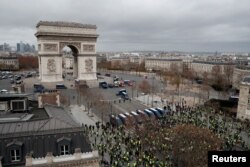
[223,65,234,85]
[138,79,151,94]
[201,72,210,100]
[211,65,226,91]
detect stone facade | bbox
[145,58,182,71]
[145,58,235,77]
[35,21,98,82]
[237,80,250,120]
[0,53,19,70]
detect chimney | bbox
[73,148,82,160]
[38,91,60,108]
[25,155,32,166]
[45,152,53,164]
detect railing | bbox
[26,151,99,166]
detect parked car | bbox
[34,83,45,93]
[0,89,8,93]
[108,83,114,88]
[10,79,15,84]
[16,80,23,84]
[105,73,111,77]
[56,84,67,89]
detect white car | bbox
[0,89,8,93]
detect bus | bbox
[131,111,142,124]
[144,109,155,119]
[110,115,123,127]
[149,108,162,118]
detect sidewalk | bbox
[69,105,101,126]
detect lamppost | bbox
[149,69,155,107]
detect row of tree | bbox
[97,60,146,72]
[18,55,38,69]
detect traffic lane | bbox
[97,87,147,113]
[103,72,165,93]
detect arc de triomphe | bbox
[35,21,98,82]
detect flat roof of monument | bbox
[36,21,97,29]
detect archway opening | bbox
[61,45,79,79]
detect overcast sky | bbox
[0,0,250,52]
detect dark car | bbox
[116,89,127,96]
[99,82,108,89]
[56,84,67,89]
[108,83,114,88]
[25,73,32,78]
[105,73,111,77]
[34,83,45,93]
[196,79,203,84]
[121,92,129,100]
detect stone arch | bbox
[35,21,98,82]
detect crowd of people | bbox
[83,102,250,167]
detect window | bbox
[60,145,69,155]
[10,149,21,162]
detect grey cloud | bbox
[0,0,250,52]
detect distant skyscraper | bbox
[16,41,36,53]
[20,41,24,53]
[17,43,20,52]
[0,43,11,52]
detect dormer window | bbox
[57,137,71,156]
[10,149,21,162]
[60,145,69,155]
[6,141,23,163]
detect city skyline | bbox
[1,0,250,52]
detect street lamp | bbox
[151,75,155,107]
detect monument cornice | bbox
[78,54,99,57]
[35,32,98,38]
[36,21,97,29]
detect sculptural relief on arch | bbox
[35,21,98,82]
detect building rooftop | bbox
[0,93,32,98]
[193,60,235,65]
[36,21,97,29]
[0,104,79,137]
[146,58,182,61]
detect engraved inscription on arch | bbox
[83,44,95,52]
[43,43,58,52]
